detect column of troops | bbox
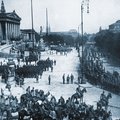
[83,46,120,94]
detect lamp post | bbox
[31,0,34,49]
[81,0,89,84]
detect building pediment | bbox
[6,11,21,21]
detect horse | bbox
[18,108,31,120]
[0,106,12,120]
[71,88,87,103]
[20,93,32,107]
[55,104,67,120]
[97,93,112,111]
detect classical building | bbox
[20,29,35,41]
[109,20,120,33]
[20,29,39,49]
[0,0,21,42]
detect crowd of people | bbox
[62,74,74,84]
[0,86,113,120]
[81,46,120,93]
[0,44,115,119]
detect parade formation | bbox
[0,44,118,120]
[82,45,120,94]
[0,0,120,120]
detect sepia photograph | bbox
[0,0,120,119]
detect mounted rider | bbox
[100,91,110,108]
[100,91,106,102]
[58,96,65,106]
[76,85,82,95]
[26,86,30,94]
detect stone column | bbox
[13,24,14,37]
[5,22,9,43]
[12,23,13,37]
[7,23,9,39]
[10,23,11,38]
[10,23,12,37]
[16,24,18,37]
[16,24,18,36]
[0,23,2,39]
[18,25,20,35]
[5,22,7,40]
[17,24,18,37]
[14,24,16,37]
[15,24,17,37]
[8,23,10,39]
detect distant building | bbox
[69,29,77,33]
[20,29,35,41]
[0,0,21,43]
[109,20,120,33]
[19,29,36,50]
[99,26,102,32]
[48,29,78,39]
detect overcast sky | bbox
[3,0,120,33]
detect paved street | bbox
[0,0,120,119]
[0,46,120,119]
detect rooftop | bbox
[0,1,21,21]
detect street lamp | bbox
[81,0,89,84]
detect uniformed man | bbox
[48,75,51,85]
[26,86,30,94]
[67,75,70,84]
[100,91,106,101]
[70,74,74,84]
[62,74,65,84]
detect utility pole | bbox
[31,0,34,48]
[46,8,49,36]
[81,0,89,84]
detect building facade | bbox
[109,20,120,33]
[0,0,21,42]
[20,29,35,41]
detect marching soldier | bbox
[62,74,65,84]
[36,74,39,83]
[67,75,70,84]
[78,76,81,84]
[70,74,74,84]
[48,75,51,85]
